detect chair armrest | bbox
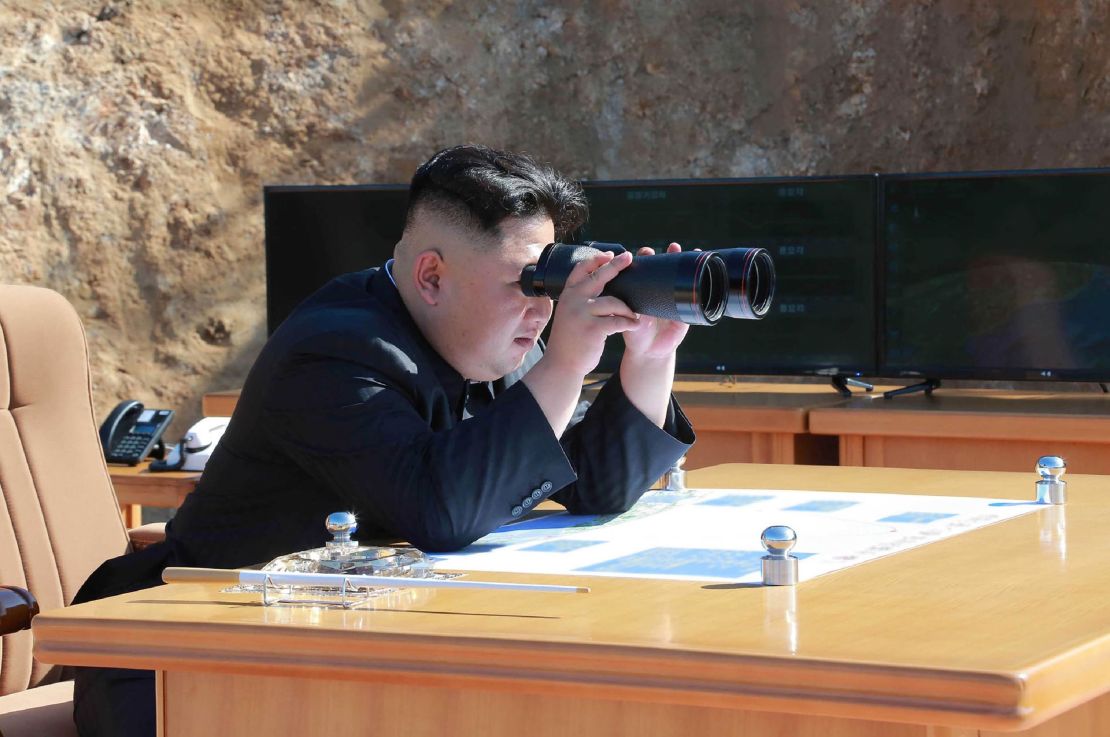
[0,585,39,635]
[128,522,167,551]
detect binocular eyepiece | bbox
[519,242,776,326]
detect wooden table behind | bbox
[668,380,844,467]
[206,382,847,470]
[112,383,1110,526]
[810,390,1110,473]
[108,462,200,527]
[206,383,1110,473]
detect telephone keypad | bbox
[104,408,174,465]
[108,432,155,463]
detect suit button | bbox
[540,481,553,493]
[530,488,543,501]
[521,497,534,509]
[511,505,523,518]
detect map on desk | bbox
[431,488,1041,583]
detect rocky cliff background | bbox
[2,0,1108,432]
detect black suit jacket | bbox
[81,266,694,600]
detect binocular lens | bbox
[686,251,727,324]
[722,248,776,319]
[520,242,775,326]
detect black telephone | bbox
[99,400,175,466]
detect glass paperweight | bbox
[262,511,435,579]
[226,512,454,609]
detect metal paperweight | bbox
[1035,456,1067,505]
[663,456,687,491]
[760,525,799,587]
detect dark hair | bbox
[405,144,588,241]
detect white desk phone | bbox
[149,417,230,472]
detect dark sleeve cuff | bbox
[553,373,694,514]
[592,372,696,451]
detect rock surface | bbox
[2,1,1108,430]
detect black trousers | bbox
[74,667,155,737]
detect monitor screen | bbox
[264,185,408,334]
[578,178,877,376]
[264,178,878,378]
[882,170,1110,381]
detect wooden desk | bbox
[810,390,1110,473]
[670,380,841,468]
[201,389,240,418]
[204,382,848,470]
[108,462,200,527]
[33,464,1110,736]
[201,384,1110,477]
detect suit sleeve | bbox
[260,357,578,553]
[552,372,695,514]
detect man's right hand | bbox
[522,249,640,435]
[543,249,640,376]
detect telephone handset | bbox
[99,400,175,466]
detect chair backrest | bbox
[0,285,130,695]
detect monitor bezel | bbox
[264,183,409,335]
[877,166,1110,383]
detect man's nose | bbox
[528,296,553,320]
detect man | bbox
[74,144,694,736]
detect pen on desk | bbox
[162,567,590,594]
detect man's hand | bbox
[618,242,691,428]
[542,249,639,377]
[523,249,639,436]
[621,243,692,359]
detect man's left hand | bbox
[622,243,692,359]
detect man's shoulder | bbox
[267,269,424,375]
[286,269,385,330]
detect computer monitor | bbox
[264,178,879,379]
[578,177,878,376]
[881,169,1110,382]
[264,185,408,335]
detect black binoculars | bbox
[519,242,775,326]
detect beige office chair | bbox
[0,285,164,736]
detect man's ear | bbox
[412,249,444,306]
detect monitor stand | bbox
[831,375,874,398]
[883,378,941,399]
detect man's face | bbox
[434,215,555,381]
